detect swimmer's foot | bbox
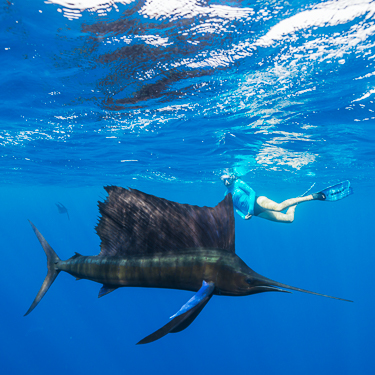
[312,192,326,201]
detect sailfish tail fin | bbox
[24,221,61,316]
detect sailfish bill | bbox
[250,273,352,302]
[25,186,352,344]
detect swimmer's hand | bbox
[245,214,252,220]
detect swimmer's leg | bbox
[257,205,296,223]
[256,195,315,212]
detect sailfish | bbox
[25,186,351,344]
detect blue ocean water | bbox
[1,0,374,374]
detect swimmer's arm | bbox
[236,180,254,195]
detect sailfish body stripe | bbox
[56,250,234,293]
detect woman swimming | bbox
[221,175,353,223]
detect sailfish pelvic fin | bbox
[137,281,215,345]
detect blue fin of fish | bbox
[137,280,215,345]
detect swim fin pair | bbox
[311,180,353,201]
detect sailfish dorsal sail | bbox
[96,186,235,256]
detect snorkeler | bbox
[221,175,353,223]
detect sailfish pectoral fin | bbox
[136,281,215,345]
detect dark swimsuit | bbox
[253,196,266,216]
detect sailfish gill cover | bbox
[1,1,375,375]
